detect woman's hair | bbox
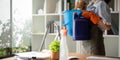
[79,0,87,10]
[104,0,111,4]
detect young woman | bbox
[88,0,111,56]
[75,0,111,56]
[74,0,110,30]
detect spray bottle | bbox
[59,26,69,60]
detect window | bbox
[12,0,32,53]
[0,0,32,58]
[0,0,12,58]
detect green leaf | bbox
[49,40,60,52]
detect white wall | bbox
[0,0,10,21]
[104,36,119,57]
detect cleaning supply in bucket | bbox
[62,10,82,36]
[59,28,69,60]
[73,12,91,40]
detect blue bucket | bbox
[62,10,82,36]
[73,13,91,40]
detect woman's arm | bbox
[82,10,110,30]
[97,20,111,30]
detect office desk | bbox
[69,53,120,60]
[69,53,90,60]
[3,53,120,60]
[68,53,120,60]
[2,53,91,60]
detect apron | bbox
[76,0,108,56]
[76,23,105,56]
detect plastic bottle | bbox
[59,27,69,60]
[73,12,90,40]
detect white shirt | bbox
[93,0,111,25]
[87,0,111,31]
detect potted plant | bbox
[49,40,60,60]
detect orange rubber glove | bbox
[81,10,100,24]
